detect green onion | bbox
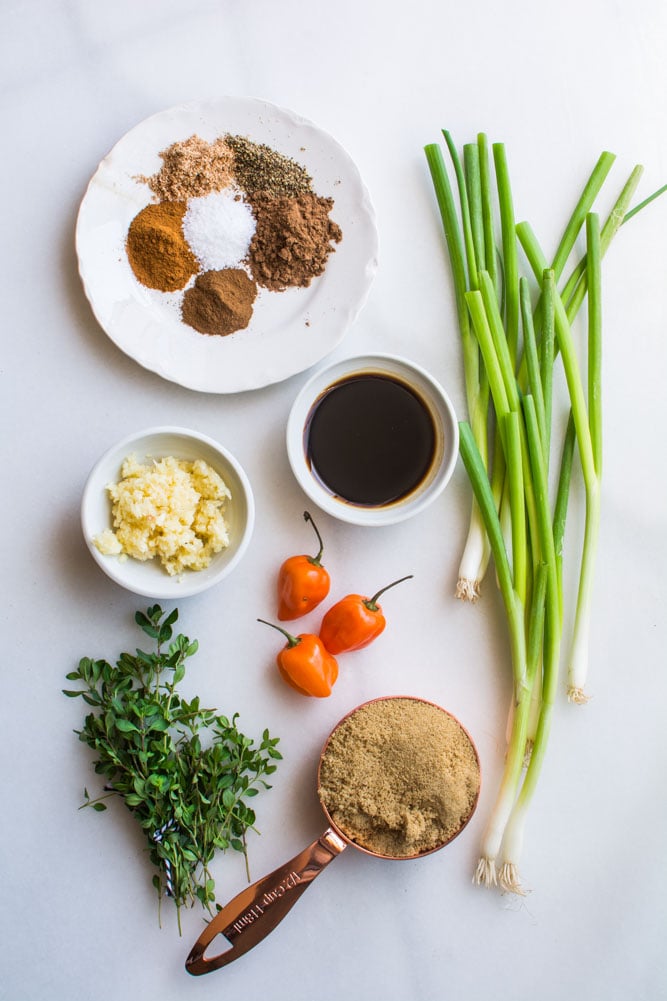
[427,137,657,609]
[425,140,490,601]
[460,418,529,886]
[422,136,510,596]
[567,214,603,702]
[516,216,602,703]
[426,130,664,891]
[492,143,520,363]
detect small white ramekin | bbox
[286,354,458,527]
[81,426,254,598]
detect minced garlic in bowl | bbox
[82,427,255,598]
[94,454,231,576]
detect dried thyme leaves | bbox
[225,134,313,196]
[63,605,282,926]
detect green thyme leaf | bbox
[65,605,281,927]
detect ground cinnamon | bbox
[247,192,342,291]
[181,268,257,336]
[126,202,198,292]
[318,698,480,857]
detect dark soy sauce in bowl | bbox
[304,373,438,507]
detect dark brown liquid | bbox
[304,373,437,506]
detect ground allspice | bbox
[318,698,480,858]
[181,268,258,336]
[126,202,198,292]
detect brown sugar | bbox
[318,698,480,858]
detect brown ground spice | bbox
[126,202,198,292]
[247,192,342,291]
[181,268,257,336]
[318,698,480,858]
[139,135,234,201]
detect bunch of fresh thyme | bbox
[64,605,281,927]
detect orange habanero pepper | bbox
[319,575,413,654]
[258,619,339,698]
[277,511,330,621]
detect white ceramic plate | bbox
[81,427,254,599]
[75,98,378,393]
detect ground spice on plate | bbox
[127,133,343,329]
[248,192,342,291]
[318,698,480,858]
[225,134,313,196]
[181,268,258,336]
[126,201,198,292]
[139,135,234,201]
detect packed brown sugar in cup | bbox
[318,698,480,857]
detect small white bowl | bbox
[81,426,255,598]
[286,354,458,527]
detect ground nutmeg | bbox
[181,268,258,336]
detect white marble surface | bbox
[2,2,666,999]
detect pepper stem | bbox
[365,575,414,611]
[257,618,300,648]
[303,510,325,566]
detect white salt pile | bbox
[183,189,256,271]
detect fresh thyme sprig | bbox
[63,605,281,928]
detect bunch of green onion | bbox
[425,132,663,892]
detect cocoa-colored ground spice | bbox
[140,135,234,201]
[318,698,480,858]
[126,202,198,292]
[247,192,342,291]
[181,268,257,336]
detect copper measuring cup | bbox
[185,696,480,975]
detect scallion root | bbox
[456,576,481,602]
[567,686,590,705]
[498,862,526,896]
[474,857,498,887]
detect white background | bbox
[2,2,666,999]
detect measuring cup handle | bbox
[185,827,347,975]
